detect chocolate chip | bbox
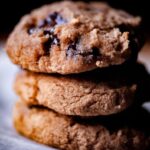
[52,35,60,45]
[27,28,34,34]
[66,40,100,62]
[49,12,58,21]
[38,12,66,28]
[28,12,66,35]
[43,29,52,36]
[38,20,47,28]
[27,25,36,35]
[46,14,56,26]
[43,38,52,54]
[68,43,76,51]
[85,47,100,63]
[43,28,60,54]
[48,12,66,26]
[43,28,59,45]
[79,48,100,63]
[55,13,67,25]
[66,42,77,57]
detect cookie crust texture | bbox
[14,68,137,116]
[14,101,150,150]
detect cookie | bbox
[6,1,142,74]
[14,63,149,116]
[13,101,150,150]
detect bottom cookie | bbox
[13,101,150,150]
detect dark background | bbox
[0,0,149,35]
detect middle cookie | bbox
[14,64,148,116]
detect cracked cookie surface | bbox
[6,1,142,74]
[13,101,150,150]
[14,64,149,116]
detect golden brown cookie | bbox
[6,1,142,74]
[14,64,150,116]
[13,101,150,150]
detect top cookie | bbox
[6,1,142,74]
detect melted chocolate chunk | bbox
[43,38,52,54]
[27,12,65,53]
[38,20,47,28]
[80,47,100,64]
[43,29,51,36]
[43,28,60,45]
[43,28,60,54]
[66,40,100,62]
[28,28,35,34]
[66,42,77,57]
[52,35,60,45]
[27,25,36,35]
[38,12,66,28]
[28,12,66,35]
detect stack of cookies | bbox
[5,1,150,150]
